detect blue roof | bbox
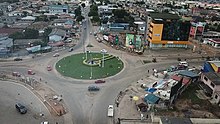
[203,62,214,72]
[178,70,199,78]
[145,87,157,93]
[144,94,160,104]
[65,20,73,25]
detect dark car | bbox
[177,65,187,70]
[88,85,100,91]
[95,80,105,84]
[14,58,23,61]
[15,103,27,114]
[68,48,73,52]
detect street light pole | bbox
[101,49,107,68]
[102,52,104,67]
[90,53,93,79]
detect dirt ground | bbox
[155,89,220,119]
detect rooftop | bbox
[48,28,66,37]
[160,117,193,124]
[178,70,199,78]
[209,61,220,67]
[203,72,220,85]
[149,12,180,20]
[49,5,69,9]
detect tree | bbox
[0,10,3,16]
[90,5,98,11]
[42,27,52,44]
[112,9,134,25]
[92,16,100,23]
[9,32,24,39]
[88,10,98,17]
[211,16,220,21]
[22,11,28,17]
[23,28,39,39]
[76,15,85,22]
[81,3,85,8]
[36,15,48,22]
[75,6,81,17]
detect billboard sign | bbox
[126,34,134,47]
[135,35,142,50]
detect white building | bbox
[49,5,69,15]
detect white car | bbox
[179,61,188,67]
[41,122,49,124]
[53,53,59,57]
[107,105,114,117]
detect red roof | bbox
[0,28,23,35]
[182,77,191,85]
[171,75,182,81]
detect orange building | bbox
[147,13,191,48]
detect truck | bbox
[107,105,114,117]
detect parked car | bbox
[14,58,23,61]
[88,85,100,91]
[95,80,105,84]
[15,103,27,114]
[68,48,73,52]
[179,61,188,67]
[47,65,52,71]
[41,122,49,124]
[107,105,114,117]
[177,65,187,70]
[12,72,21,77]
[53,53,59,57]
[28,69,35,75]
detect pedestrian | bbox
[148,70,149,73]
[40,78,41,81]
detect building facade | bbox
[147,13,191,48]
[49,5,69,15]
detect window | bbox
[204,76,208,81]
[215,95,218,99]
[211,82,215,88]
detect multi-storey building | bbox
[147,13,191,48]
[49,5,69,15]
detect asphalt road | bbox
[0,5,206,124]
[0,81,51,124]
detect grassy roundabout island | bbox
[56,52,124,79]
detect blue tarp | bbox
[145,88,157,93]
[144,94,160,104]
[203,62,214,73]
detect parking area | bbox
[0,81,52,124]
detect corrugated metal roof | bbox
[144,94,160,104]
[203,72,220,85]
[149,12,180,20]
[171,75,182,81]
[178,70,199,78]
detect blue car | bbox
[88,85,100,91]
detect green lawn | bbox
[56,53,124,79]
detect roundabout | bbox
[56,52,124,79]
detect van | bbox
[179,61,188,67]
